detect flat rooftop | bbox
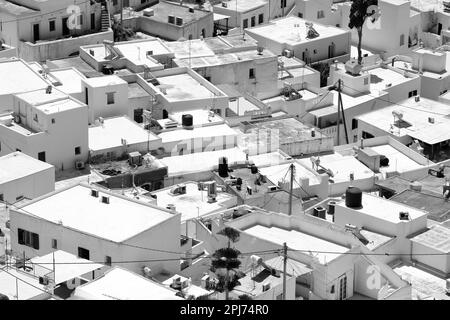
[243,225,349,264]
[360,229,393,251]
[89,116,161,152]
[393,263,450,300]
[214,0,267,12]
[160,147,247,176]
[174,49,276,69]
[411,224,450,253]
[245,16,348,46]
[50,68,86,95]
[154,73,219,101]
[368,144,425,174]
[18,184,177,243]
[164,40,215,59]
[259,161,322,186]
[46,56,103,78]
[228,97,260,116]
[231,267,284,298]
[368,67,413,95]
[0,0,38,16]
[83,75,127,88]
[158,123,237,143]
[0,59,49,96]
[391,190,450,222]
[298,153,374,184]
[0,152,53,185]
[169,109,224,126]
[128,82,150,99]
[72,267,183,300]
[144,1,211,26]
[335,193,428,224]
[151,182,237,222]
[356,97,450,143]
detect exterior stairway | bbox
[100,3,111,32]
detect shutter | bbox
[18,229,25,245]
[32,233,40,250]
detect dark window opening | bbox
[78,247,90,260]
[105,256,112,266]
[49,20,56,32]
[18,228,40,250]
[38,151,46,162]
[75,146,81,155]
[249,68,255,79]
[352,119,358,130]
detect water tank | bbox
[313,206,327,219]
[250,165,258,174]
[182,114,193,127]
[409,181,422,192]
[328,201,336,215]
[218,156,229,177]
[345,187,362,208]
[380,155,389,167]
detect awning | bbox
[214,13,230,21]
[264,257,313,277]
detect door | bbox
[328,43,335,59]
[134,108,143,123]
[62,17,69,36]
[33,24,40,42]
[38,151,46,162]
[91,13,95,30]
[85,87,89,104]
[438,23,443,36]
[338,274,347,300]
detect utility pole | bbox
[120,0,123,26]
[336,79,341,146]
[288,163,295,216]
[282,242,287,300]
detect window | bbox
[51,118,55,124]
[201,28,206,38]
[33,114,38,122]
[281,0,287,8]
[400,34,405,46]
[258,14,264,24]
[0,194,3,202]
[18,229,40,250]
[298,12,303,18]
[38,151,46,162]
[362,131,374,139]
[51,239,58,249]
[85,87,89,104]
[105,256,112,266]
[251,16,256,27]
[49,20,56,32]
[75,146,81,155]
[91,13,95,30]
[243,19,248,29]
[106,92,115,105]
[352,119,358,130]
[249,68,255,79]
[339,275,347,300]
[364,77,369,85]
[188,34,192,40]
[317,10,325,19]
[408,90,418,98]
[78,247,90,260]
[78,14,83,26]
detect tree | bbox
[210,227,242,300]
[348,0,379,65]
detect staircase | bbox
[100,4,111,32]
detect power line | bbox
[287,248,450,256]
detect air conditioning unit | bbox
[283,49,294,58]
[128,152,143,166]
[143,8,154,17]
[39,276,49,285]
[262,282,271,292]
[101,196,110,204]
[75,160,85,170]
[170,184,187,195]
[399,211,410,220]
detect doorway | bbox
[62,17,70,36]
[33,24,40,42]
[338,274,347,300]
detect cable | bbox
[287,248,450,256]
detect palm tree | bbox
[348,0,379,65]
[211,227,242,300]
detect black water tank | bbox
[380,155,389,167]
[328,201,336,215]
[250,165,258,174]
[218,157,229,177]
[182,114,193,127]
[345,187,362,208]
